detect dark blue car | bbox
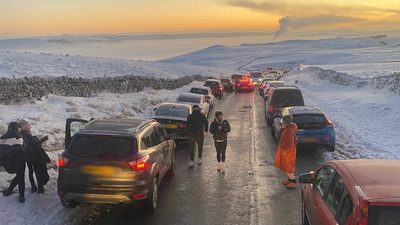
[271,106,335,151]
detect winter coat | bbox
[20,130,50,163]
[274,123,298,173]
[0,131,25,174]
[210,119,231,141]
[187,110,208,134]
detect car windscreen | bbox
[190,88,208,95]
[368,205,400,225]
[293,114,327,129]
[177,95,200,103]
[205,81,219,86]
[155,107,190,118]
[270,90,304,106]
[250,72,262,78]
[68,135,137,159]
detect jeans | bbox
[189,132,204,161]
[215,140,227,162]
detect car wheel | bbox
[328,145,335,152]
[60,198,79,208]
[166,150,176,177]
[301,196,310,225]
[145,178,158,212]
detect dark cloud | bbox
[274,16,363,40]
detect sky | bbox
[1,0,400,38]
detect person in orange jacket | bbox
[274,114,298,188]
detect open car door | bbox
[65,118,89,149]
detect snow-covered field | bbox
[1,33,399,224]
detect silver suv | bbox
[58,118,176,212]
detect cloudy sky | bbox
[1,0,399,37]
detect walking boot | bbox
[221,162,226,173]
[2,189,13,196]
[282,180,290,185]
[188,161,195,168]
[217,162,221,171]
[197,158,202,165]
[31,185,38,193]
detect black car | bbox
[236,79,254,92]
[221,78,234,91]
[265,86,304,126]
[58,118,176,212]
[151,103,192,142]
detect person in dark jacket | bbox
[186,105,208,168]
[19,119,50,194]
[234,78,241,94]
[209,111,231,172]
[0,122,26,203]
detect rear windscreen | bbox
[190,88,208,95]
[205,81,219,86]
[231,75,243,80]
[250,72,262,78]
[271,90,304,106]
[177,95,200,103]
[221,79,230,82]
[155,107,190,118]
[369,206,400,225]
[68,135,137,159]
[293,114,326,129]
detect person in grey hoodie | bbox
[209,111,231,172]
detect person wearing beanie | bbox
[274,114,298,188]
[0,122,26,203]
[210,111,231,172]
[19,119,50,194]
[186,105,208,168]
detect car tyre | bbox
[144,178,158,212]
[60,198,79,208]
[301,196,310,225]
[166,150,176,177]
[267,118,273,126]
[328,145,335,152]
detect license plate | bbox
[274,107,283,111]
[253,82,258,84]
[222,83,227,85]
[81,166,114,175]
[163,124,178,129]
[301,137,319,142]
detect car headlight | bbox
[258,79,261,81]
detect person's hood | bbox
[0,130,22,140]
[193,110,201,114]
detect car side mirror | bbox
[299,173,314,183]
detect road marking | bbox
[249,92,258,225]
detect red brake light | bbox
[134,193,146,199]
[247,83,252,86]
[269,105,273,112]
[127,155,149,171]
[237,84,241,86]
[326,116,333,127]
[355,186,369,225]
[58,155,69,167]
[179,124,187,128]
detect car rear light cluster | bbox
[247,83,252,86]
[179,124,186,128]
[325,116,333,127]
[127,155,149,171]
[269,105,274,112]
[355,186,369,225]
[237,84,241,86]
[58,155,69,167]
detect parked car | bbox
[221,78,234,92]
[203,79,224,99]
[249,71,263,86]
[259,77,277,95]
[189,86,215,108]
[151,103,192,142]
[236,79,254,93]
[58,118,176,212]
[175,93,210,117]
[300,159,400,225]
[265,86,304,126]
[271,106,335,151]
[231,74,244,81]
[263,81,285,100]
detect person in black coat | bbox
[19,119,50,194]
[186,105,208,168]
[210,111,231,172]
[0,122,26,203]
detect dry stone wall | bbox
[0,75,207,104]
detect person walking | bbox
[210,111,230,172]
[186,105,208,168]
[274,115,298,188]
[234,78,241,94]
[0,122,26,203]
[19,119,50,194]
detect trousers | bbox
[189,132,204,161]
[215,140,227,162]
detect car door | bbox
[306,165,337,225]
[148,126,165,175]
[65,118,89,149]
[155,125,170,176]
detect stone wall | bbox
[0,75,207,104]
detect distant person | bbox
[0,122,26,203]
[274,115,298,188]
[19,120,50,194]
[186,105,208,168]
[234,78,241,94]
[210,111,230,172]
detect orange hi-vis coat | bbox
[274,123,298,173]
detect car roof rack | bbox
[134,119,157,133]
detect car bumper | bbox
[296,131,335,148]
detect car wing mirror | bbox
[299,173,314,183]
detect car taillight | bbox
[179,124,186,128]
[326,116,333,127]
[247,83,252,86]
[269,105,273,112]
[127,155,149,171]
[58,155,69,167]
[355,186,369,225]
[237,84,241,86]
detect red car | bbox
[300,159,400,225]
[203,79,224,99]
